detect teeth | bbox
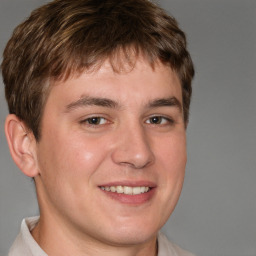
[110,186,116,192]
[100,186,150,195]
[124,186,133,195]
[132,187,141,195]
[116,186,124,193]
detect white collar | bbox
[9,216,195,256]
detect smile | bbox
[100,186,150,195]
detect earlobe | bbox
[5,114,39,177]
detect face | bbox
[34,58,187,247]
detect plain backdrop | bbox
[0,1,255,256]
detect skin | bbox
[6,57,187,256]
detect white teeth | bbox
[100,186,150,195]
[132,187,141,195]
[124,186,133,195]
[110,186,116,192]
[116,186,124,193]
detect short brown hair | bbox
[1,0,194,140]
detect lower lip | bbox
[99,188,156,205]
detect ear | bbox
[5,114,39,177]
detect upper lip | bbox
[98,180,156,188]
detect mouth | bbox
[98,182,156,205]
[99,186,150,195]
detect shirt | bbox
[8,216,196,256]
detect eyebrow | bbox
[65,96,119,112]
[146,97,182,112]
[65,96,182,113]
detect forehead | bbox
[52,51,178,86]
[46,57,182,111]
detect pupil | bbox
[151,117,161,124]
[89,118,99,124]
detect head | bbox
[1,0,194,141]
[1,0,194,252]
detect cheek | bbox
[158,131,186,166]
[149,133,186,227]
[38,130,110,184]
[156,132,187,187]
[36,132,109,210]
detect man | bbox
[1,0,195,255]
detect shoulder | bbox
[158,232,196,256]
[8,217,47,256]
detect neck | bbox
[31,215,158,256]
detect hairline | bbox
[35,55,184,140]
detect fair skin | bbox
[5,57,187,256]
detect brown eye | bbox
[88,117,101,125]
[150,116,162,124]
[82,117,107,125]
[147,116,166,124]
[146,116,173,125]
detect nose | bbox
[111,123,155,169]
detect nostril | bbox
[119,160,151,169]
[111,126,155,168]
[112,146,155,169]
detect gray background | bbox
[0,0,255,255]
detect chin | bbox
[97,219,161,246]
[102,228,158,247]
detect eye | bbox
[145,116,173,125]
[81,117,107,125]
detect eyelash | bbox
[80,115,174,127]
[80,117,108,126]
[146,116,174,125]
